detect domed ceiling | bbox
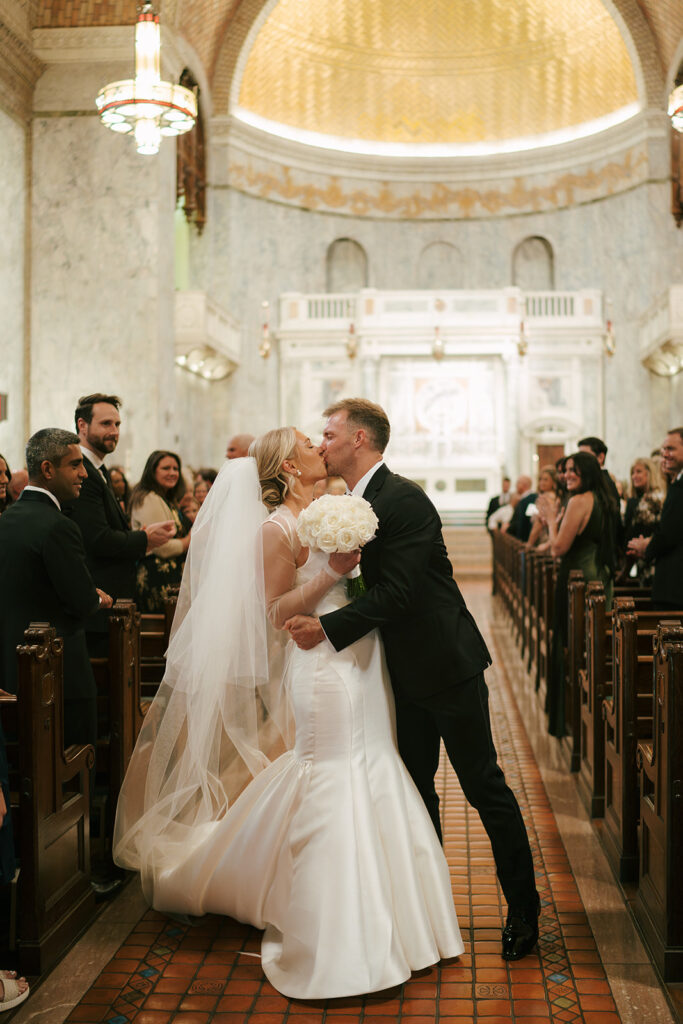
[235,0,638,152]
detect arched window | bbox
[512,236,555,290]
[326,238,368,292]
[416,241,462,289]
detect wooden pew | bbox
[561,571,586,771]
[90,600,145,849]
[534,554,555,698]
[0,624,96,975]
[602,603,682,883]
[634,625,683,981]
[564,578,653,777]
[577,582,611,817]
[139,589,178,696]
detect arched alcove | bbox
[416,241,463,289]
[326,238,368,293]
[512,236,555,290]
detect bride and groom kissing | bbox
[113,397,539,1000]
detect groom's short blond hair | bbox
[323,398,390,453]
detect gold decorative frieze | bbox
[238,0,638,146]
[227,146,649,220]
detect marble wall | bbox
[0,108,26,470]
[208,164,683,479]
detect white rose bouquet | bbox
[296,494,378,600]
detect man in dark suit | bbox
[627,427,683,610]
[506,475,537,542]
[0,428,112,748]
[486,476,511,527]
[66,394,175,656]
[287,399,539,961]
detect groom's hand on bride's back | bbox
[286,615,325,650]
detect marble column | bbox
[30,27,177,477]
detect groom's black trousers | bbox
[394,672,536,911]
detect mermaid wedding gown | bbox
[116,502,463,999]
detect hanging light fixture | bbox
[669,85,683,133]
[96,4,197,156]
[259,300,272,359]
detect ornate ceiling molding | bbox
[0,21,43,123]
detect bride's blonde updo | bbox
[250,427,298,511]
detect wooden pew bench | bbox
[139,589,178,697]
[0,624,96,975]
[89,600,145,853]
[577,584,662,819]
[601,602,682,882]
[634,625,683,981]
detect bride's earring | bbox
[295,469,302,477]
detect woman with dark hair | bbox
[130,451,190,612]
[537,451,618,737]
[108,465,131,520]
[0,455,12,515]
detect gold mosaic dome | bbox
[236,0,638,148]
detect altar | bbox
[277,288,607,518]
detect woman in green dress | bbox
[130,451,191,613]
[538,452,618,738]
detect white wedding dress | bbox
[115,476,463,1000]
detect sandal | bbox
[0,975,29,1012]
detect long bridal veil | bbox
[113,457,293,902]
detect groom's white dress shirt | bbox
[350,459,384,498]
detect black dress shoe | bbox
[91,876,124,902]
[501,894,540,961]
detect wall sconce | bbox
[432,326,445,361]
[604,299,615,357]
[259,300,272,359]
[346,322,358,359]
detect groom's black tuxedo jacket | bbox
[320,464,491,702]
[65,458,147,632]
[0,490,99,696]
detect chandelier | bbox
[95,4,197,156]
[669,85,683,133]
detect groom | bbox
[286,398,540,961]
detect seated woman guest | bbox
[537,452,618,737]
[621,457,665,585]
[130,451,190,612]
[0,454,12,515]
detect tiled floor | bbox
[14,581,677,1024]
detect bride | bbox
[113,427,463,999]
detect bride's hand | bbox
[328,550,361,576]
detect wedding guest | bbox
[130,450,190,612]
[538,452,618,737]
[108,465,131,519]
[507,475,537,542]
[195,467,218,487]
[620,457,665,585]
[578,434,624,554]
[0,455,11,515]
[486,476,511,526]
[193,478,210,506]
[7,468,28,502]
[68,393,175,657]
[526,465,558,549]
[488,491,519,531]
[555,456,569,509]
[226,433,255,459]
[627,427,683,610]
[179,491,200,525]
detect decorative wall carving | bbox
[226,145,650,220]
[0,21,43,122]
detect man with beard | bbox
[67,394,175,657]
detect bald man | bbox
[226,434,255,459]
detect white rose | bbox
[317,529,338,552]
[335,527,357,552]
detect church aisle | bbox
[14,582,676,1024]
